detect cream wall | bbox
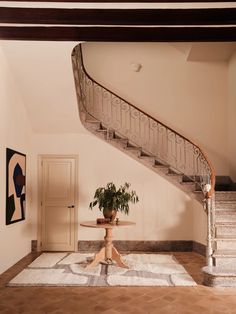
[32,132,203,243]
[0,46,36,274]
[228,52,236,181]
[82,42,229,176]
[0,41,208,275]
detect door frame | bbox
[37,154,79,252]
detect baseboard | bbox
[192,241,206,257]
[33,239,205,256]
[78,240,193,253]
[31,240,38,252]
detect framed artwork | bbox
[6,148,26,225]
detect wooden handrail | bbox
[75,44,215,197]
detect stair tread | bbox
[153,164,168,168]
[167,173,182,177]
[216,200,236,203]
[216,191,236,194]
[215,236,236,241]
[139,155,155,159]
[203,265,236,276]
[85,119,100,124]
[216,210,236,214]
[96,129,107,132]
[181,181,195,185]
[215,222,236,226]
[213,249,236,257]
[125,145,141,150]
[111,137,128,142]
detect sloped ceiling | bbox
[1,41,234,133]
[187,43,236,62]
[172,42,236,62]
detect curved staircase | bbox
[72,44,236,287]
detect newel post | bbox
[204,184,214,267]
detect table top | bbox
[80,220,135,229]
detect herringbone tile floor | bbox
[1,252,236,314]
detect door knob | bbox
[67,205,75,208]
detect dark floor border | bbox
[78,240,206,256]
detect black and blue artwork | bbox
[6,148,26,225]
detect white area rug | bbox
[9,269,87,285]
[28,253,68,268]
[8,253,197,287]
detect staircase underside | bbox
[84,115,203,197]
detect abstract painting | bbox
[6,148,26,225]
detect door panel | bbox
[41,157,76,251]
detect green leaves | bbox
[89,182,139,215]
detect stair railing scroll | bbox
[72,44,216,266]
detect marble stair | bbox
[203,191,236,286]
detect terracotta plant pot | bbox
[103,208,117,222]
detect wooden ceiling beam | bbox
[0,26,236,41]
[0,7,236,25]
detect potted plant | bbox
[89,182,139,222]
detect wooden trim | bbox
[1,26,236,42]
[193,241,206,257]
[1,7,236,25]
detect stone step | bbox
[213,249,236,267]
[203,265,236,287]
[215,223,236,237]
[85,118,100,124]
[152,162,169,175]
[166,169,183,183]
[193,190,204,202]
[215,201,236,210]
[180,181,196,192]
[215,211,236,223]
[84,120,102,131]
[214,249,236,256]
[138,152,155,165]
[215,237,236,250]
[125,143,141,153]
[215,192,236,202]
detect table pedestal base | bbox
[86,227,128,269]
[86,246,128,268]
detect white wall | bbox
[0,46,36,274]
[82,42,229,176]
[32,132,206,243]
[228,52,236,181]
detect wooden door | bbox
[41,156,77,251]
